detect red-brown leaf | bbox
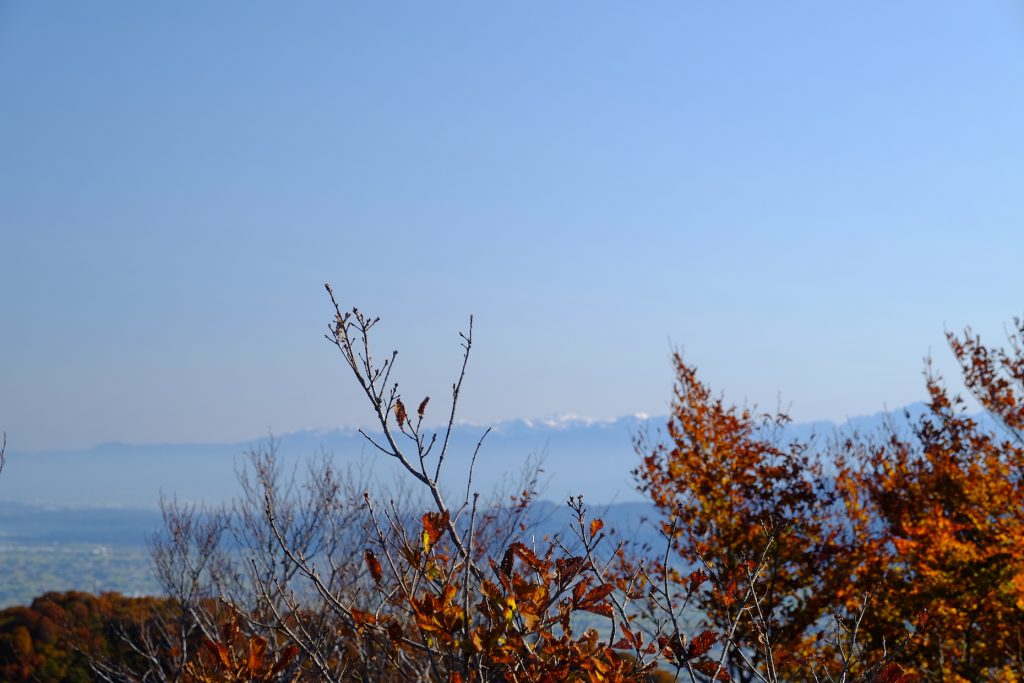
[364,549,383,585]
[395,399,408,429]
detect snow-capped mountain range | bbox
[0,404,992,510]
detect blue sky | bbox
[2,2,1023,451]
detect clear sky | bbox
[2,2,1024,452]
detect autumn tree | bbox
[633,355,869,680]
[90,288,720,682]
[232,286,704,681]
[637,317,1024,681]
[833,324,1024,680]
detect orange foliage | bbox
[312,502,707,681]
[638,321,1024,681]
[835,329,1024,680]
[187,618,299,683]
[635,353,854,677]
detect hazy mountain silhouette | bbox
[3,403,996,510]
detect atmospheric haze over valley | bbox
[0,405,946,511]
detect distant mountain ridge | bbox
[0,403,996,510]
[2,414,654,509]
[0,404,1009,607]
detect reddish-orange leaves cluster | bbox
[342,521,694,682]
[638,323,1024,680]
[188,619,299,683]
[834,331,1024,680]
[635,353,850,675]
